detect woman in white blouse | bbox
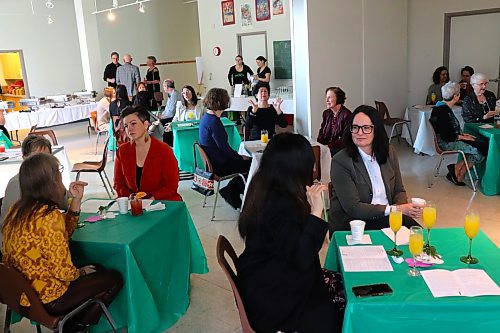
[96,87,114,131]
[173,85,205,122]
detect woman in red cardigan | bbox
[114,105,182,201]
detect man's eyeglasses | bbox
[350,125,374,134]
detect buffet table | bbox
[0,145,72,197]
[401,105,463,155]
[3,102,97,130]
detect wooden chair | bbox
[29,125,37,133]
[216,235,256,333]
[193,142,246,222]
[312,145,321,181]
[30,130,58,146]
[427,120,478,192]
[71,137,114,198]
[0,263,117,333]
[374,101,413,146]
[89,110,109,155]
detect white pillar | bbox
[74,0,93,91]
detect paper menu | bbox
[479,124,494,129]
[339,245,393,272]
[381,226,410,245]
[421,269,500,298]
[233,84,243,98]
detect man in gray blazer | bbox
[116,54,141,98]
[328,105,421,234]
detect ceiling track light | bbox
[107,9,116,21]
[45,0,54,9]
[92,0,152,15]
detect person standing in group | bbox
[116,54,141,99]
[103,52,121,88]
[317,87,352,156]
[144,56,162,109]
[228,55,254,94]
[160,79,181,146]
[252,56,271,96]
[426,66,450,105]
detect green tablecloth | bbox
[172,117,241,173]
[325,228,500,333]
[0,131,13,148]
[463,123,500,195]
[70,200,208,333]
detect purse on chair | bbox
[191,143,215,196]
[191,167,215,196]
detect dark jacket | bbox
[198,113,242,173]
[237,193,335,333]
[462,90,497,123]
[329,146,407,232]
[244,105,288,140]
[429,104,461,142]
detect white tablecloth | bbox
[401,105,463,156]
[239,139,331,206]
[228,97,294,114]
[0,146,72,198]
[4,102,97,131]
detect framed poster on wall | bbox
[255,0,271,21]
[222,0,235,26]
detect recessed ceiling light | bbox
[108,10,116,21]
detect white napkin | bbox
[479,124,494,129]
[145,202,165,212]
[346,234,372,245]
[381,226,410,245]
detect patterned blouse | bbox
[317,106,352,153]
[2,206,80,305]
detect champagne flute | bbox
[386,207,403,256]
[422,201,436,253]
[460,210,480,264]
[408,226,424,276]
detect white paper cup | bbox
[350,220,366,241]
[117,197,129,214]
[411,197,426,208]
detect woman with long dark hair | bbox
[2,153,123,333]
[237,133,343,333]
[426,66,449,104]
[109,84,131,127]
[329,105,421,233]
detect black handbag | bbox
[191,167,215,196]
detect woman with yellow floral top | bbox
[2,153,123,333]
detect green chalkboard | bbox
[273,40,292,79]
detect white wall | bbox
[0,0,85,96]
[86,0,201,95]
[293,0,408,138]
[197,0,291,93]
[407,0,500,105]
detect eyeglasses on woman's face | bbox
[350,125,374,134]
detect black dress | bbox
[237,194,340,333]
[145,67,161,93]
[244,105,288,140]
